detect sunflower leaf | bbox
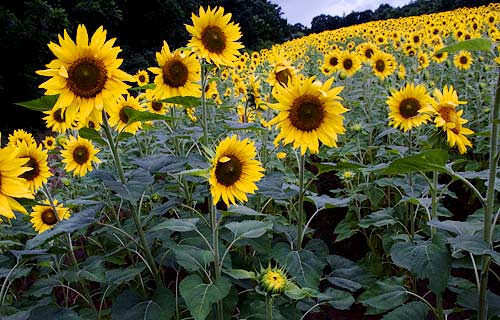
[382,301,429,320]
[14,95,58,112]
[435,38,493,55]
[78,128,106,145]
[224,220,273,239]
[124,108,174,123]
[159,96,201,107]
[381,149,449,175]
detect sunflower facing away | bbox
[36,24,134,123]
[149,41,201,99]
[186,6,244,66]
[0,146,34,220]
[209,135,264,206]
[16,141,52,193]
[268,76,348,155]
[61,136,101,177]
[386,83,434,132]
[422,85,473,154]
[258,264,289,295]
[30,199,70,233]
[8,129,36,147]
[107,94,144,134]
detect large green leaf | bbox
[382,301,428,320]
[172,244,213,272]
[78,127,106,145]
[124,107,174,123]
[382,149,449,175]
[326,255,376,292]
[106,265,146,285]
[179,274,232,320]
[435,38,493,55]
[334,211,358,242]
[159,96,201,107]
[224,220,273,239]
[14,95,58,112]
[305,194,351,210]
[358,276,408,314]
[150,218,199,232]
[111,288,175,320]
[390,238,450,295]
[359,208,397,228]
[448,234,500,264]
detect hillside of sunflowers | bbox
[2,2,500,319]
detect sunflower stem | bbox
[478,63,500,320]
[266,295,274,320]
[101,111,164,289]
[200,59,209,147]
[297,153,306,251]
[430,171,444,320]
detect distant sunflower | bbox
[432,45,448,64]
[108,94,144,134]
[134,69,149,86]
[61,136,100,177]
[209,135,264,206]
[30,199,70,233]
[323,50,342,72]
[42,136,57,151]
[371,51,397,80]
[357,42,378,62]
[417,52,430,70]
[43,107,76,133]
[185,6,244,66]
[36,25,134,122]
[149,41,201,99]
[268,77,348,155]
[142,89,169,115]
[397,64,406,80]
[0,146,34,219]
[453,50,473,71]
[258,264,289,295]
[8,129,36,147]
[338,51,362,77]
[16,141,52,193]
[386,83,434,132]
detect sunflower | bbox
[0,146,34,219]
[258,264,289,295]
[371,51,397,80]
[185,6,244,66]
[148,41,201,99]
[42,136,57,151]
[268,77,347,155]
[453,50,473,70]
[386,83,434,132]
[7,129,36,147]
[30,199,70,233]
[209,135,264,206]
[43,107,76,133]
[357,42,378,62]
[323,50,342,72]
[338,51,362,77]
[134,69,149,86]
[107,94,144,134]
[397,64,406,80]
[417,52,430,70]
[267,59,297,88]
[432,45,448,64]
[36,24,133,122]
[61,136,101,177]
[76,108,102,131]
[16,141,52,193]
[422,86,473,154]
[141,89,169,115]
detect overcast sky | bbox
[269,0,414,27]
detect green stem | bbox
[297,153,306,250]
[478,65,500,320]
[200,59,209,146]
[102,111,164,288]
[431,173,444,320]
[266,295,274,320]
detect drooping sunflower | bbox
[268,77,348,155]
[42,136,57,151]
[43,107,76,133]
[386,83,434,132]
[422,86,473,154]
[16,141,52,193]
[149,41,201,99]
[453,50,473,71]
[209,135,264,206]
[185,6,244,66]
[134,69,149,87]
[7,129,36,147]
[30,199,70,233]
[76,108,102,131]
[267,59,297,88]
[61,136,101,177]
[107,94,144,134]
[371,51,397,80]
[258,264,289,295]
[0,146,34,219]
[36,24,134,123]
[338,51,362,77]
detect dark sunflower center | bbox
[20,157,40,181]
[275,69,291,87]
[343,59,353,70]
[201,25,226,54]
[152,101,163,112]
[41,209,58,225]
[329,57,339,66]
[460,56,468,65]
[439,106,458,123]
[489,17,494,23]
[435,53,443,59]
[73,146,90,165]
[365,48,374,58]
[457,31,463,37]
[53,109,65,123]
[215,155,243,186]
[399,98,421,119]
[413,35,420,43]
[162,59,188,88]
[119,106,131,123]
[88,121,95,129]
[138,74,146,83]
[67,57,107,98]
[375,60,385,72]
[289,95,325,132]
[47,139,54,146]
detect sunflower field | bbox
[2,2,500,320]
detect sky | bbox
[269,0,414,27]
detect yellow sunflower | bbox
[323,50,342,72]
[42,136,57,151]
[453,50,473,71]
[397,64,406,80]
[107,94,144,134]
[0,146,34,219]
[268,77,348,155]
[30,199,70,233]
[185,6,244,66]
[432,45,448,64]
[371,51,397,80]
[386,83,434,132]
[36,24,134,123]
[141,89,169,115]
[258,264,289,294]
[7,129,36,147]
[417,52,430,70]
[43,107,76,133]
[209,135,264,206]
[338,51,362,77]
[61,136,101,177]
[148,41,201,99]
[267,59,297,88]
[16,141,52,193]
[134,69,149,86]
[76,108,102,131]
